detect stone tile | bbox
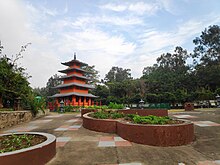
[68,128,78,131]
[100,136,114,141]
[54,128,68,131]
[114,136,126,142]
[4,126,38,133]
[75,114,81,117]
[119,163,142,165]
[56,142,66,147]
[194,121,220,127]
[214,160,220,164]
[45,114,63,118]
[30,119,52,124]
[65,119,79,123]
[115,141,132,147]
[59,125,70,128]
[99,164,118,165]
[56,137,71,142]
[197,161,218,165]
[173,115,197,119]
[69,125,81,129]
[98,141,115,147]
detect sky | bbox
[0,0,220,88]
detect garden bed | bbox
[81,108,168,117]
[0,132,56,165]
[83,112,194,146]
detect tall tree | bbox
[0,42,32,108]
[104,66,132,83]
[192,25,220,91]
[193,25,220,65]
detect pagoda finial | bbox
[74,52,76,60]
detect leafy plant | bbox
[127,115,171,125]
[107,102,124,109]
[90,111,110,119]
[27,94,46,116]
[0,134,35,153]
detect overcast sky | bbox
[0,0,220,87]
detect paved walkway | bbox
[0,110,220,165]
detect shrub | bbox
[128,115,171,125]
[90,111,124,119]
[108,102,124,109]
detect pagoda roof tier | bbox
[54,82,95,89]
[58,67,91,74]
[50,92,97,98]
[61,59,88,67]
[58,74,90,80]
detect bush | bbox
[90,111,125,119]
[128,115,171,125]
[108,102,124,109]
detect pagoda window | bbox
[86,97,89,102]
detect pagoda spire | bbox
[74,52,76,60]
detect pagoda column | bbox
[72,96,75,106]
[83,97,86,106]
[79,97,81,106]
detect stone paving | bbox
[0,109,220,165]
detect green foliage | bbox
[108,102,124,109]
[104,66,132,83]
[0,42,33,108]
[62,105,80,112]
[90,112,171,125]
[128,115,171,125]
[90,111,125,119]
[90,111,110,119]
[0,134,35,153]
[27,94,46,116]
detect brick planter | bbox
[83,112,194,146]
[117,121,194,146]
[81,109,98,117]
[117,109,168,116]
[83,113,117,133]
[0,132,56,165]
[81,109,168,117]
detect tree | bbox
[142,46,192,103]
[192,25,220,91]
[82,65,99,84]
[193,25,220,65]
[104,66,132,83]
[0,42,32,108]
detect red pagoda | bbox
[51,54,97,106]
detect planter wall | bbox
[117,109,168,116]
[81,109,168,117]
[0,132,56,165]
[81,109,97,117]
[117,121,194,146]
[83,112,194,146]
[83,113,117,133]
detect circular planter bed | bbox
[83,112,118,133]
[83,112,194,146]
[81,108,168,117]
[117,109,168,117]
[117,120,194,146]
[0,132,56,165]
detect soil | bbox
[0,134,47,153]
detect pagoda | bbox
[50,54,97,106]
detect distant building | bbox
[50,54,97,106]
